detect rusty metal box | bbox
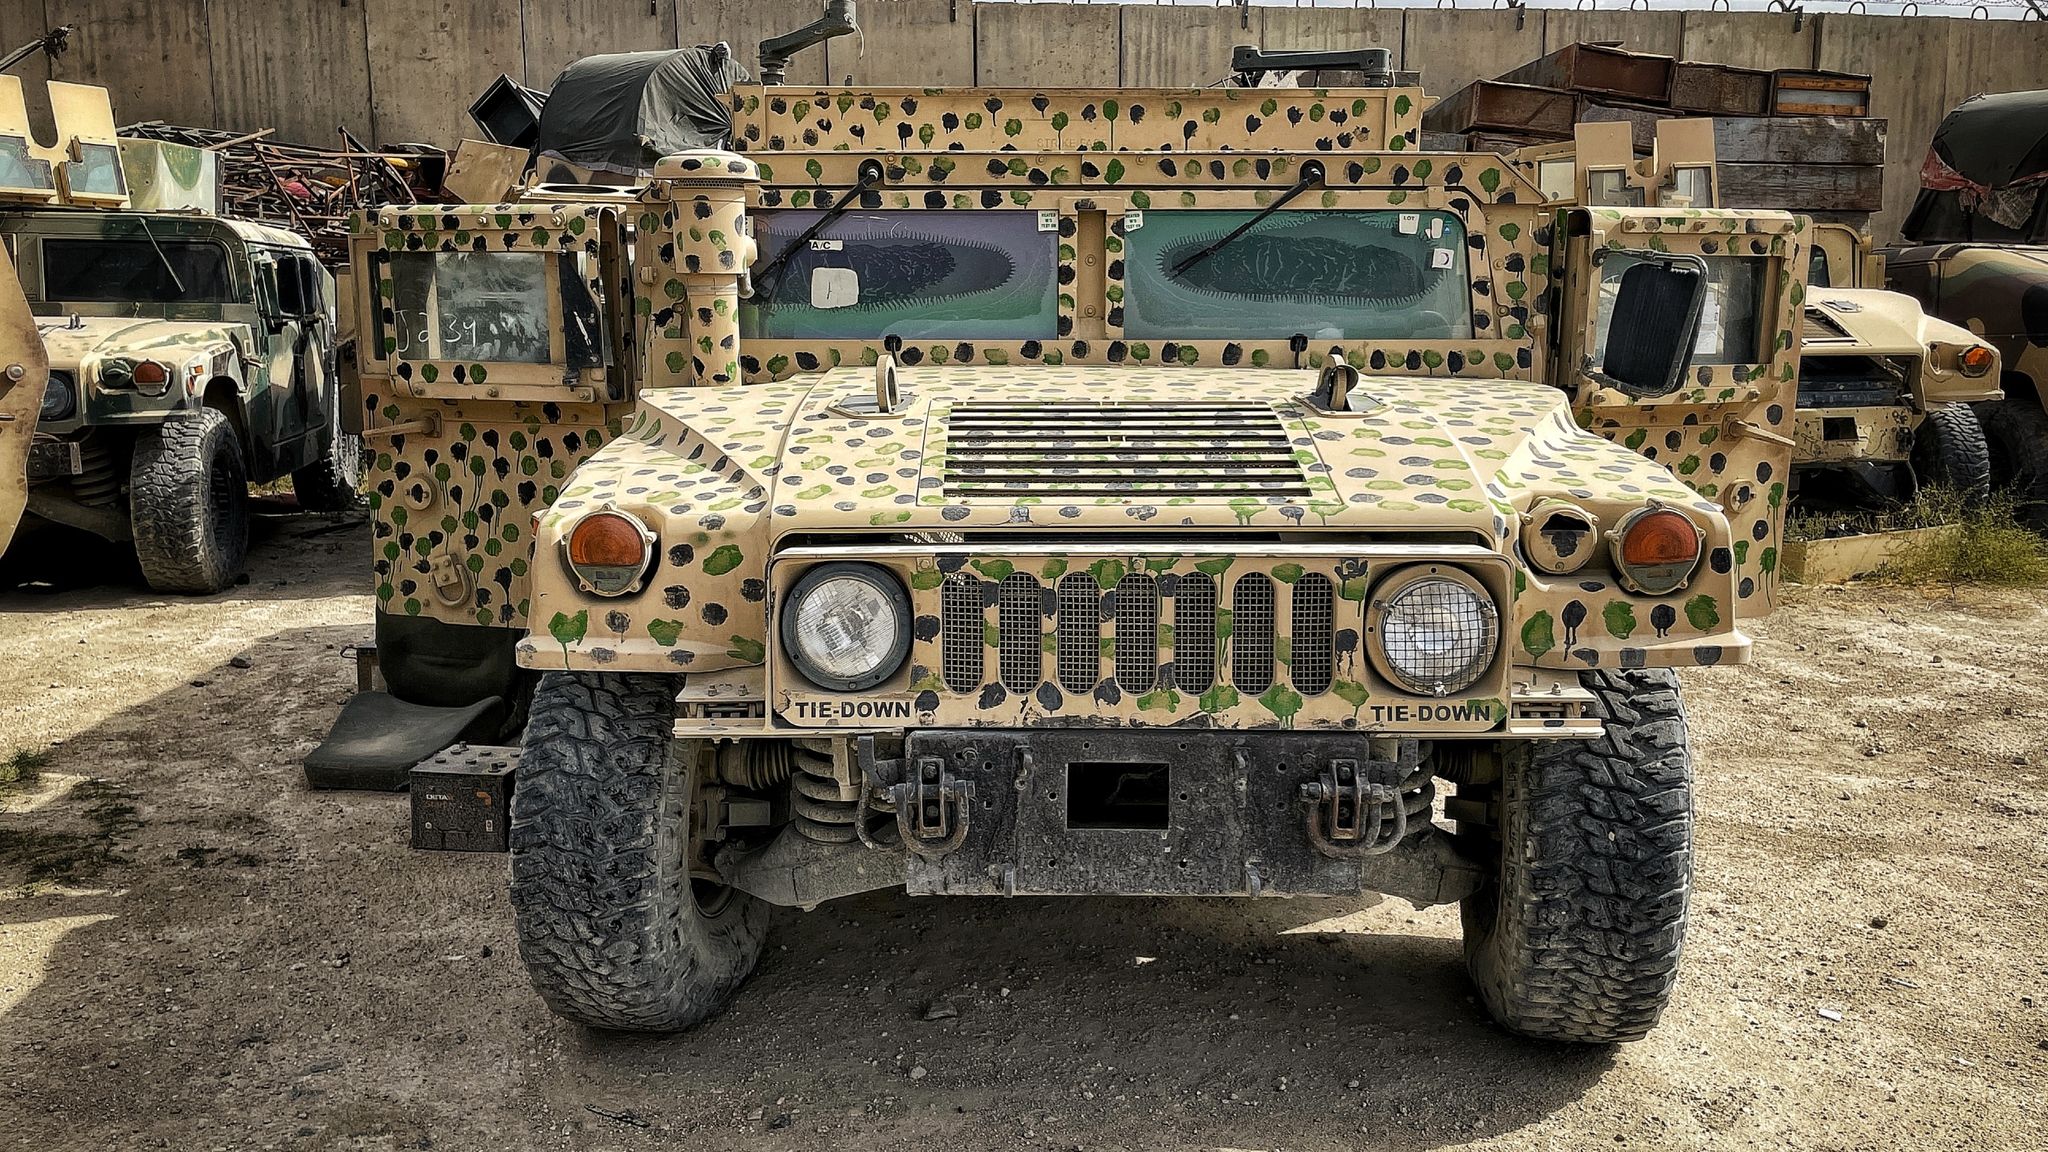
[410,744,519,852]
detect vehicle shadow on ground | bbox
[551,887,1614,1148]
[0,605,1610,1151]
[0,503,362,604]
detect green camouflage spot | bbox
[1194,556,1233,576]
[549,610,588,659]
[1136,689,1178,713]
[910,568,947,591]
[1090,557,1126,589]
[1603,601,1637,639]
[1332,679,1369,712]
[702,545,745,575]
[727,636,766,664]
[1521,611,1555,658]
[1271,563,1304,584]
[971,558,1016,581]
[1259,684,1304,725]
[1684,595,1721,631]
[1199,684,1239,713]
[648,619,683,646]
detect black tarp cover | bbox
[1903,89,2048,243]
[532,47,749,178]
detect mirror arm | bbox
[748,157,885,300]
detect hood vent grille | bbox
[941,402,1311,498]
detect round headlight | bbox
[780,563,910,691]
[1368,566,1500,697]
[39,373,75,422]
[560,508,655,597]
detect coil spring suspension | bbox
[790,738,896,845]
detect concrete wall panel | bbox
[362,0,525,146]
[1818,13,1950,241]
[522,0,676,91]
[1542,11,1684,60]
[1259,8,1402,65]
[828,0,975,87]
[1403,10,1543,101]
[209,0,374,143]
[677,0,831,85]
[1680,11,1815,72]
[976,3,1118,87]
[45,0,216,128]
[1122,6,1254,88]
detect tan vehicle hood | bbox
[598,365,1711,547]
[35,315,242,371]
[1803,288,1953,355]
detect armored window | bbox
[40,237,236,304]
[373,250,603,369]
[1593,254,1769,368]
[741,209,1059,341]
[1120,209,1474,341]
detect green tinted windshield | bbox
[743,209,1058,340]
[1121,209,1474,341]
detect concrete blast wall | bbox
[3,1,2045,239]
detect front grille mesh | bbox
[940,575,983,692]
[1291,573,1334,696]
[998,573,1042,690]
[1112,573,1159,692]
[1172,574,1217,692]
[937,562,1332,703]
[1056,573,1100,692]
[942,402,1312,498]
[1232,574,1276,694]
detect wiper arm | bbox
[1169,159,1326,281]
[750,158,885,300]
[133,216,185,297]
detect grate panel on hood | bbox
[942,402,1312,498]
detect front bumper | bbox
[718,728,1489,907]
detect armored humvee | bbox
[1517,123,1997,506]
[0,78,357,593]
[329,29,1810,1044]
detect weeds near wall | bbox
[1879,488,2048,589]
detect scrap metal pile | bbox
[116,121,438,267]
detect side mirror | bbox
[1598,256,1707,398]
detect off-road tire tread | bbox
[1977,397,2048,530]
[1462,668,1692,1044]
[509,671,766,1031]
[292,431,363,512]
[129,408,248,593]
[1911,403,1991,499]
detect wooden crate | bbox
[1497,42,1676,103]
[1712,116,1885,167]
[1719,161,1883,213]
[1669,62,1772,116]
[1772,69,1872,117]
[1422,80,1579,139]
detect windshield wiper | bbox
[1169,158,1326,281]
[749,158,885,300]
[133,216,185,298]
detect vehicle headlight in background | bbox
[1610,505,1704,596]
[39,371,75,422]
[1368,566,1500,697]
[780,562,911,690]
[560,508,656,597]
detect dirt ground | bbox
[1,518,2044,1152]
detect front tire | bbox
[130,408,248,594]
[509,671,767,1031]
[1911,403,1990,499]
[1461,669,1693,1044]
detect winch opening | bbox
[1065,761,1171,830]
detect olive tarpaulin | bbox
[1903,89,2048,244]
[531,46,750,180]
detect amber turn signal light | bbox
[562,509,655,597]
[1611,506,1704,596]
[1958,345,1995,378]
[132,360,169,386]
